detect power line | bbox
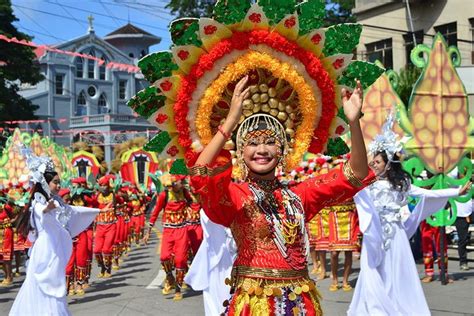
[55,0,87,29]
[15,24,67,42]
[45,1,169,32]
[15,6,64,42]
[362,24,474,45]
[13,4,118,31]
[98,0,122,27]
[102,0,173,20]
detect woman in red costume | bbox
[190,76,374,315]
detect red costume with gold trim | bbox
[149,188,190,269]
[129,190,144,245]
[93,176,117,276]
[0,203,14,262]
[421,220,448,277]
[186,194,203,256]
[190,152,374,315]
[114,191,129,256]
[65,189,90,291]
[149,183,191,295]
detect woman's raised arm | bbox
[195,76,250,166]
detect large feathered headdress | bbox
[128,0,384,173]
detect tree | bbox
[165,0,356,25]
[395,65,423,108]
[324,0,355,26]
[165,0,214,18]
[0,0,43,149]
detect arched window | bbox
[75,57,83,78]
[76,91,87,116]
[98,93,108,114]
[99,55,107,80]
[87,49,95,79]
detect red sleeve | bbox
[189,150,236,227]
[149,191,166,226]
[84,194,99,208]
[293,162,375,221]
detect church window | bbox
[75,57,83,78]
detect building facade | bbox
[18,20,161,163]
[353,0,474,113]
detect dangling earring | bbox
[237,156,248,181]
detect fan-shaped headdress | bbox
[128,0,384,173]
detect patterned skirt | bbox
[327,202,360,252]
[225,267,322,316]
[0,225,14,261]
[307,208,331,251]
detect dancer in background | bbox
[185,210,236,315]
[10,149,97,316]
[348,113,471,315]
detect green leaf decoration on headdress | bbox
[113,174,122,193]
[87,173,96,186]
[15,192,30,207]
[325,137,350,156]
[338,61,385,89]
[138,52,179,83]
[170,18,203,47]
[214,0,251,25]
[71,186,94,197]
[127,86,166,119]
[144,131,172,153]
[170,159,188,175]
[323,24,362,56]
[296,0,325,34]
[148,172,163,192]
[258,0,296,25]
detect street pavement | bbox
[1,230,473,316]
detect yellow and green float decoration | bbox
[71,150,101,180]
[119,148,160,189]
[399,33,474,226]
[0,128,73,186]
[360,60,405,147]
[128,0,384,173]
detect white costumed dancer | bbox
[185,210,236,315]
[10,148,98,316]
[348,113,471,316]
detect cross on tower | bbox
[87,15,94,33]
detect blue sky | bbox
[11,0,176,52]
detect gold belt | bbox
[0,222,12,229]
[232,265,309,280]
[329,204,355,212]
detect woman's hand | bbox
[226,76,250,128]
[44,199,56,213]
[459,181,472,195]
[195,75,250,166]
[342,80,363,124]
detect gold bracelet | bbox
[343,161,364,188]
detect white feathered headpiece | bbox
[368,109,403,162]
[20,146,55,196]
